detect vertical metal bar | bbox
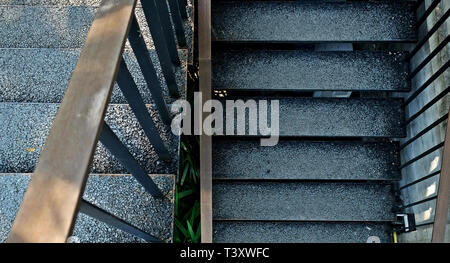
[140,0,180,97]
[178,0,188,19]
[168,0,187,47]
[126,18,172,124]
[117,59,171,133]
[99,122,166,198]
[79,199,162,243]
[415,0,440,29]
[399,170,440,190]
[404,86,450,125]
[403,61,450,106]
[432,117,450,242]
[151,0,181,66]
[408,35,450,79]
[399,142,445,169]
[400,113,448,150]
[407,8,450,60]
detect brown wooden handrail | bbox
[198,0,213,243]
[7,0,137,242]
[432,116,450,242]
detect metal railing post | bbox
[79,199,162,242]
[99,122,166,198]
[127,16,172,125]
[149,0,181,65]
[140,0,180,97]
[168,0,187,47]
[177,0,188,19]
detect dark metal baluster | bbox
[178,0,188,19]
[400,113,448,150]
[127,17,172,125]
[404,86,450,125]
[99,122,166,198]
[407,8,450,60]
[403,61,450,106]
[149,0,180,66]
[140,0,180,97]
[400,142,445,169]
[408,35,450,79]
[116,60,172,155]
[167,0,187,48]
[79,199,162,243]
[415,0,440,29]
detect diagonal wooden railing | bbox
[7,0,188,243]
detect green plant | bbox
[174,135,200,243]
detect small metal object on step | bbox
[392,213,416,233]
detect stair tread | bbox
[213,221,391,243]
[0,6,151,48]
[0,48,187,103]
[212,50,410,92]
[218,97,405,137]
[212,1,416,42]
[213,138,400,181]
[213,182,395,221]
[0,103,179,174]
[0,173,175,243]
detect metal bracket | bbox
[392,213,417,233]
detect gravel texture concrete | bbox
[212,181,395,221]
[0,173,175,243]
[213,221,392,243]
[212,50,410,92]
[0,48,187,104]
[0,3,193,60]
[0,6,152,49]
[213,138,401,180]
[0,103,179,174]
[219,97,405,137]
[212,1,416,42]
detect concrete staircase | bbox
[211,0,417,243]
[0,0,192,242]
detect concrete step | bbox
[0,0,195,64]
[213,138,400,181]
[213,221,392,243]
[218,97,405,138]
[0,6,151,48]
[0,173,175,243]
[212,1,416,43]
[0,48,187,103]
[213,182,395,221]
[0,103,179,174]
[212,50,410,92]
